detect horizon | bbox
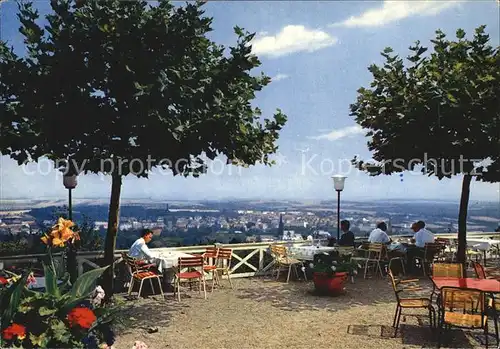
[1,0,499,202]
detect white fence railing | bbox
[0,241,310,278]
[0,232,498,278]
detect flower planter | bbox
[313,272,348,294]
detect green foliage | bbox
[0,0,287,297]
[311,251,358,277]
[0,0,287,175]
[74,215,102,251]
[351,26,499,182]
[0,249,111,348]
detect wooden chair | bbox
[363,243,386,279]
[388,270,435,337]
[269,245,306,283]
[202,247,219,292]
[430,263,464,303]
[122,252,164,299]
[437,287,489,348]
[415,243,444,276]
[215,248,233,289]
[174,256,206,301]
[473,262,500,344]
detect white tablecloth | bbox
[150,251,195,272]
[287,246,337,261]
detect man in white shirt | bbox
[368,222,391,244]
[411,221,435,248]
[129,229,154,261]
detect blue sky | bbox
[0,0,499,202]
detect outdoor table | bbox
[287,246,337,261]
[150,251,195,290]
[431,277,500,293]
[150,250,195,273]
[466,238,500,267]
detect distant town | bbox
[0,198,498,252]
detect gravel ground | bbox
[113,275,496,349]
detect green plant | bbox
[0,0,287,298]
[350,26,499,270]
[0,218,112,348]
[310,251,358,278]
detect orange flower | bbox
[67,307,97,329]
[51,237,65,248]
[40,235,49,245]
[60,228,75,241]
[43,218,79,247]
[53,218,75,232]
[2,323,26,341]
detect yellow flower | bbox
[51,237,65,248]
[40,235,49,245]
[60,228,75,241]
[53,217,75,231]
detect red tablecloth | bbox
[432,277,500,293]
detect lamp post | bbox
[63,174,78,220]
[332,175,347,241]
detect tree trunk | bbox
[457,174,472,277]
[102,172,122,300]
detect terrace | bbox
[1,236,499,349]
[112,277,494,349]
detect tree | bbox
[350,26,499,273]
[0,0,287,298]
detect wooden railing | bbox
[0,232,498,278]
[0,240,310,279]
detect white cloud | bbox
[251,25,338,58]
[271,73,289,82]
[331,0,460,28]
[309,125,365,141]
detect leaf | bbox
[30,332,49,347]
[50,319,71,343]
[43,262,60,298]
[70,266,109,299]
[39,306,57,316]
[2,274,28,324]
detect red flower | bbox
[2,323,26,341]
[0,277,8,285]
[67,307,97,329]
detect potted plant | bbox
[0,218,115,348]
[310,251,358,294]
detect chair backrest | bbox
[216,247,232,269]
[367,243,385,260]
[178,256,204,269]
[217,248,232,260]
[270,244,287,258]
[440,286,485,316]
[204,247,218,259]
[424,242,444,260]
[121,252,142,274]
[432,263,463,278]
[472,261,486,279]
[387,270,398,293]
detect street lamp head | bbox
[332,175,347,191]
[63,174,78,189]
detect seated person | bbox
[368,222,391,244]
[129,229,155,261]
[407,221,434,274]
[338,220,355,247]
[411,220,435,248]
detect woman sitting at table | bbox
[129,229,155,261]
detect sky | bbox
[0,0,499,203]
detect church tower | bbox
[278,213,284,236]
